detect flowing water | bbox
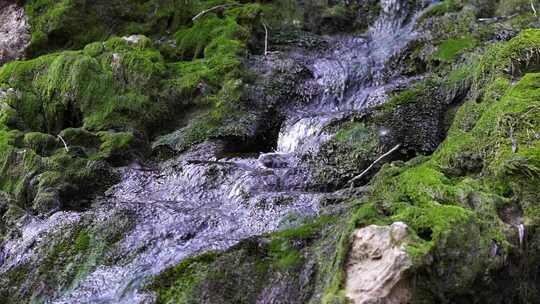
[518,224,526,248]
[0,1,432,303]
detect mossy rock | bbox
[95,131,138,165]
[0,1,289,213]
[23,0,203,57]
[58,127,100,154]
[0,207,137,302]
[322,29,540,302]
[149,216,341,304]
[23,132,59,156]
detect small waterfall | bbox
[369,0,410,48]
[274,0,430,156]
[276,116,333,154]
[518,224,526,248]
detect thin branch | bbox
[477,13,518,22]
[532,0,538,17]
[261,20,269,56]
[192,3,239,21]
[349,144,401,184]
[57,135,69,152]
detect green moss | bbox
[23,132,59,156]
[352,201,386,226]
[175,14,247,60]
[156,74,254,150]
[335,122,371,143]
[275,216,335,239]
[0,147,43,202]
[268,216,335,271]
[268,241,303,270]
[58,127,100,151]
[422,0,463,19]
[0,36,176,208]
[23,0,206,57]
[150,2,268,151]
[472,29,540,97]
[433,36,477,62]
[95,131,135,161]
[150,252,218,304]
[0,38,171,134]
[377,78,442,112]
[324,29,540,300]
[73,230,91,253]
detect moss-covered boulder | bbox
[324,29,540,303]
[149,215,344,304]
[0,0,275,213]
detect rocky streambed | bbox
[1,0,540,303]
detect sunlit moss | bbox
[322,29,540,301]
[433,36,477,61]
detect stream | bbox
[0,0,432,303]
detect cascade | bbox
[0,1,433,303]
[518,224,526,248]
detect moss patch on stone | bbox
[433,36,477,61]
[0,1,274,212]
[323,29,540,302]
[149,215,339,304]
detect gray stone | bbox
[346,222,412,304]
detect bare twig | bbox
[532,0,538,17]
[349,144,401,185]
[477,13,518,22]
[261,20,269,56]
[192,3,239,21]
[57,135,69,152]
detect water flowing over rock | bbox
[518,224,526,248]
[0,0,434,302]
[31,144,317,303]
[0,0,30,65]
[346,222,412,304]
[275,0,429,155]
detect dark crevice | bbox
[60,101,83,132]
[417,227,433,241]
[220,111,283,157]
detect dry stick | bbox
[261,20,269,56]
[192,3,239,21]
[57,135,69,152]
[532,0,538,17]
[478,13,518,22]
[349,144,401,185]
